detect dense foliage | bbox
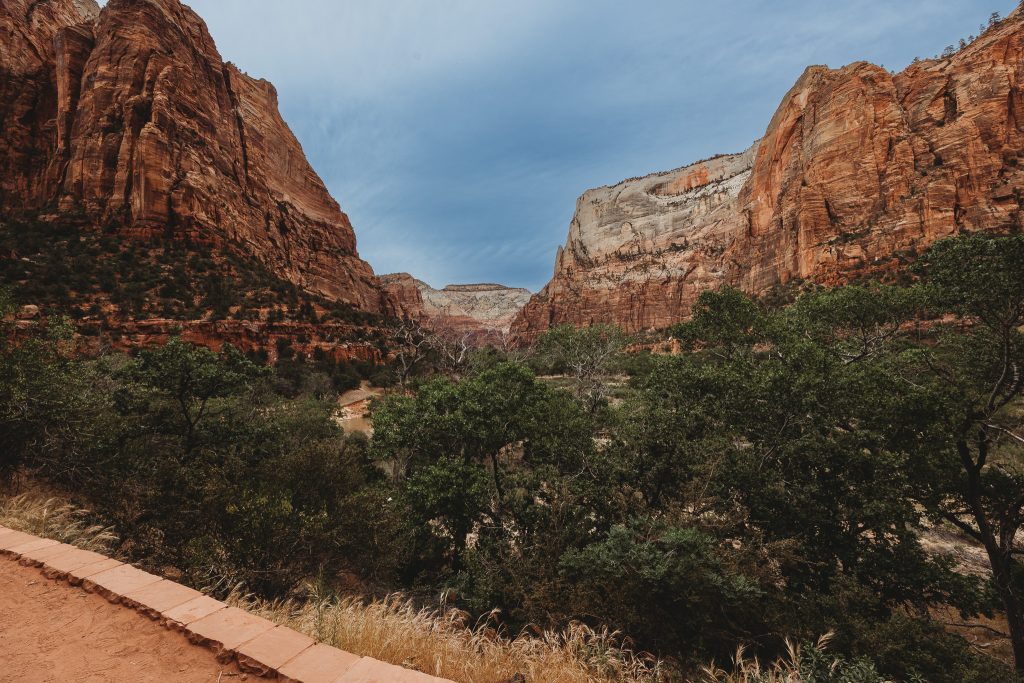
[0,219,379,326]
[2,234,1023,681]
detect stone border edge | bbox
[0,526,453,683]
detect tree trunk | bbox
[989,549,1024,674]
[959,435,1024,672]
[491,453,505,524]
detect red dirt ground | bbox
[0,559,245,682]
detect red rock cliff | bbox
[0,0,392,314]
[513,10,1024,339]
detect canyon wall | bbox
[513,10,1024,339]
[0,0,392,314]
[381,273,532,336]
[515,148,757,335]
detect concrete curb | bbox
[0,526,454,682]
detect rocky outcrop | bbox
[381,273,532,335]
[513,10,1024,339]
[515,148,757,336]
[0,0,392,315]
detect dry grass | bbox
[699,639,813,683]
[0,492,117,553]
[232,584,856,683]
[699,634,893,683]
[231,585,670,683]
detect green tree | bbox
[672,286,765,359]
[560,522,765,657]
[536,323,628,410]
[902,235,1024,673]
[404,455,490,563]
[372,362,594,573]
[633,283,996,677]
[118,337,264,455]
[0,297,104,485]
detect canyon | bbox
[512,9,1024,339]
[0,0,392,317]
[381,273,532,336]
[5,0,1024,351]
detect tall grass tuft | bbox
[231,584,668,683]
[0,493,118,553]
[700,634,893,683]
[700,639,809,683]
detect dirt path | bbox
[338,382,384,408]
[0,560,244,682]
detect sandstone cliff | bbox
[515,148,757,335]
[0,0,392,314]
[513,9,1024,339]
[381,273,532,335]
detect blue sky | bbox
[105,1,1015,290]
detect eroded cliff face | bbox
[381,273,532,335]
[515,148,757,336]
[513,10,1024,339]
[0,0,391,314]
[0,0,97,212]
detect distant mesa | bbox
[380,273,532,336]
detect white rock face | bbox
[73,0,101,21]
[557,145,757,280]
[380,274,532,334]
[512,145,756,337]
[423,283,534,332]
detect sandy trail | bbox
[0,559,244,682]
